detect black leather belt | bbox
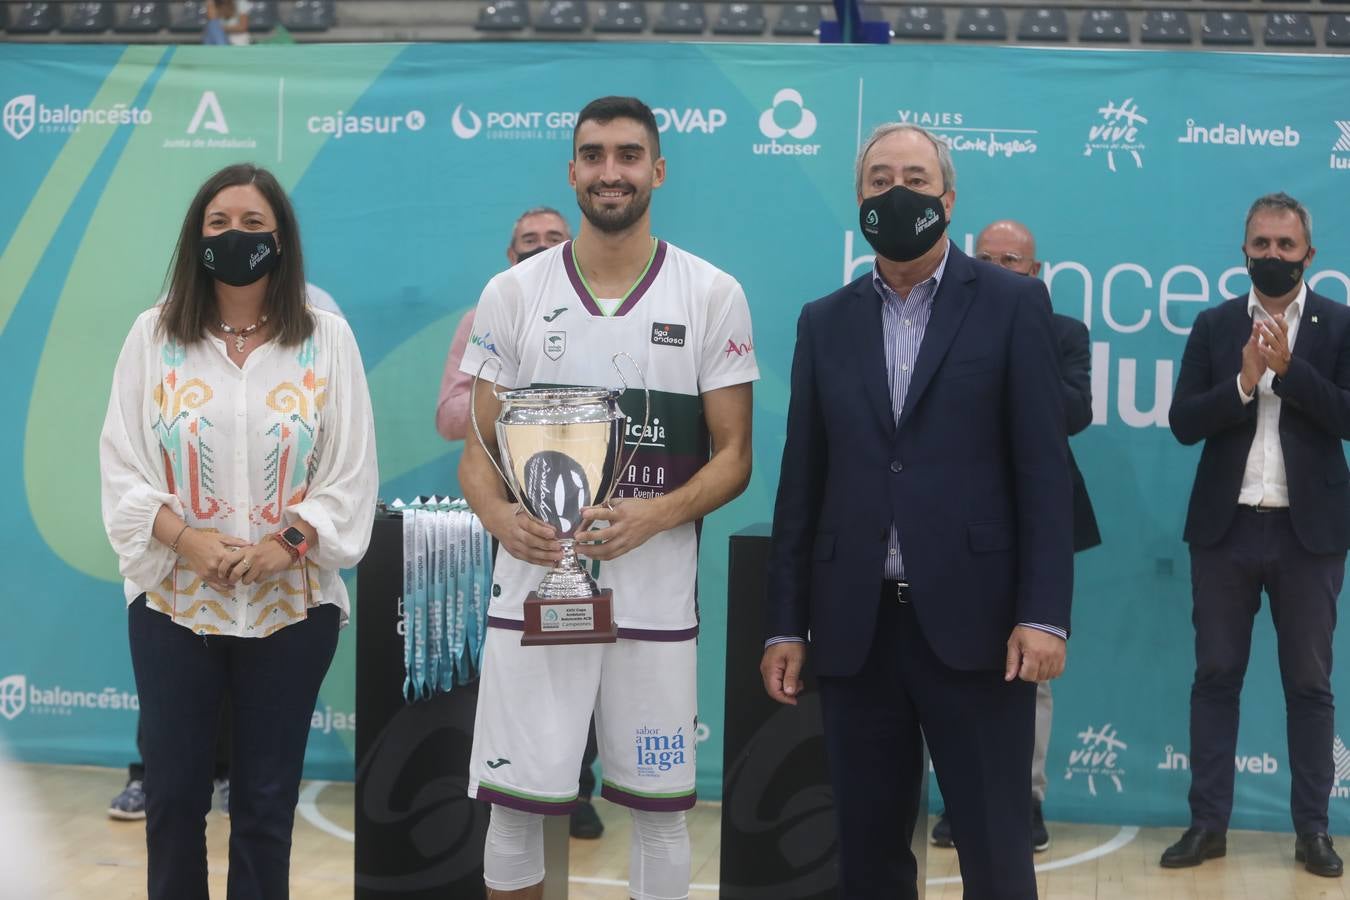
[1241,504,1287,514]
[883,579,911,604]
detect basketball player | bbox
[458,96,757,900]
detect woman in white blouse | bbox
[100,163,376,899]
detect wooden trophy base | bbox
[521,589,619,646]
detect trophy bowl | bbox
[472,356,648,645]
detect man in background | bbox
[929,220,1100,854]
[435,208,571,442]
[1165,192,1348,878]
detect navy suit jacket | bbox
[766,244,1075,676]
[1169,289,1350,554]
[1055,314,1102,553]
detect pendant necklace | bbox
[219,315,268,352]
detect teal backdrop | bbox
[4,41,1350,833]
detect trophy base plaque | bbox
[521,589,619,646]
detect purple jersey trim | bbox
[618,624,699,641]
[561,241,603,316]
[475,785,578,816]
[614,240,668,316]
[561,239,668,317]
[487,616,697,642]
[601,782,697,812]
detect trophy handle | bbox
[601,352,650,508]
[469,357,516,497]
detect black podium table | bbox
[354,513,489,899]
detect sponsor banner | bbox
[6,43,1350,827]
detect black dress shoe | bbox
[1160,827,1226,868]
[930,811,953,848]
[1296,833,1344,877]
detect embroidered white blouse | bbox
[100,306,378,637]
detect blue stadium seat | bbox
[713,2,767,33]
[895,5,946,38]
[1017,8,1069,40]
[8,2,58,33]
[956,6,1008,39]
[169,0,208,33]
[247,0,278,30]
[476,0,530,31]
[773,3,820,35]
[1201,10,1252,43]
[1328,13,1350,46]
[1080,8,1131,41]
[594,1,649,32]
[536,0,589,30]
[60,2,113,33]
[115,1,168,32]
[283,0,334,31]
[1263,12,1314,45]
[1141,9,1192,42]
[653,1,707,32]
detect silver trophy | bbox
[472,353,648,644]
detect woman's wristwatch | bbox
[271,526,309,561]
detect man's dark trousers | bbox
[1189,507,1343,833]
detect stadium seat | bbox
[1141,10,1192,42]
[60,2,113,33]
[895,5,946,38]
[1017,7,1069,40]
[1080,8,1131,41]
[653,1,707,32]
[1201,10,1252,43]
[283,0,334,31]
[247,0,278,30]
[1263,12,1314,45]
[536,0,589,30]
[713,2,767,34]
[476,0,530,31]
[1328,13,1350,46]
[115,2,168,32]
[956,6,1008,39]
[773,3,819,35]
[169,0,208,33]
[8,2,58,33]
[594,1,649,32]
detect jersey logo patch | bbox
[544,330,566,361]
[651,322,687,347]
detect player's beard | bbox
[577,181,651,234]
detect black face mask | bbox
[1247,254,1306,299]
[859,185,948,263]
[201,230,280,287]
[516,246,548,263]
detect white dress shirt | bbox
[1236,283,1306,508]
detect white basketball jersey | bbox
[459,239,759,638]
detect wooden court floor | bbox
[12,763,1350,899]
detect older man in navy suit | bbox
[759,124,1074,900]
[1164,192,1350,878]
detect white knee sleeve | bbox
[483,805,545,891]
[628,809,691,900]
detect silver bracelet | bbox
[169,523,191,554]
